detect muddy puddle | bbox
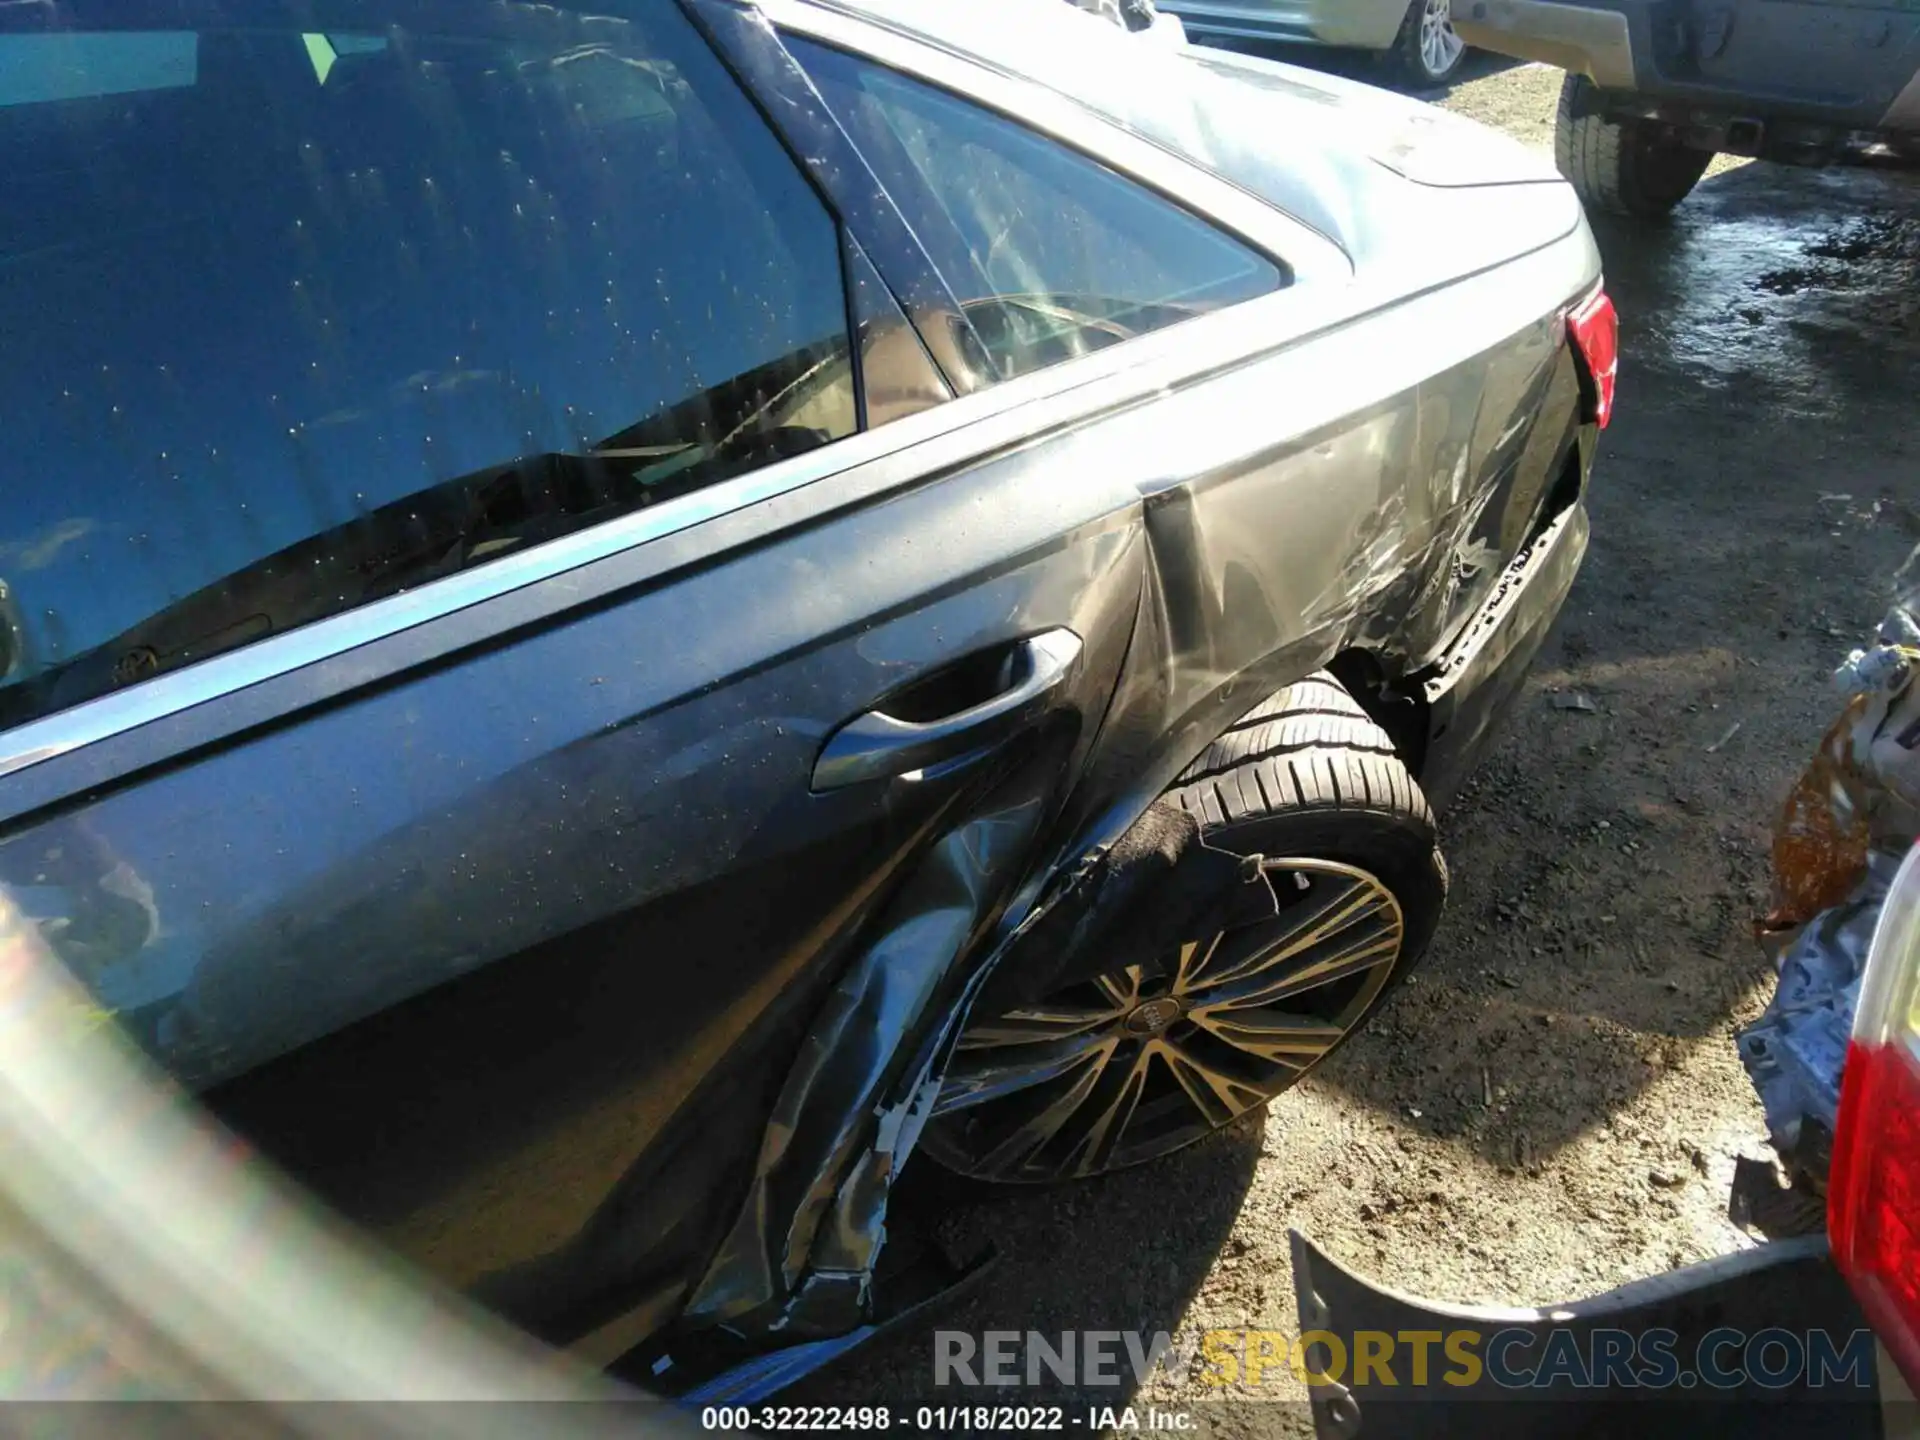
[1596,167,1920,420]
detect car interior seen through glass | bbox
[788,37,1285,386]
[0,6,855,730]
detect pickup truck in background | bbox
[1454,0,1920,215]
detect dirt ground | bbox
[804,52,1920,1434]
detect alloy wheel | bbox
[926,859,1405,1183]
[1418,0,1464,81]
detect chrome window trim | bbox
[762,0,1355,284]
[0,1,1357,783]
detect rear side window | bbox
[790,40,1283,386]
[0,6,854,731]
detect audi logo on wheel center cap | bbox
[1124,996,1185,1035]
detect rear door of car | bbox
[0,0,1149,1346]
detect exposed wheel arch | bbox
[1326,649,1430,781]
[923,672,1447,1184]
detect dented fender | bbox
[664,293,1597,1379]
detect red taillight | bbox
[1568,288,1618,430]
[1829,843,1920,1391]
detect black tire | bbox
[1389,0,1468,88]
[1164,675,1448,998]
[1555,71,1710,218]
[922,675,1447,1185]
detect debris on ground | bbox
[1759,592,1920,936]
[1739,849,1903,1186]
[1762,698,1874,932]
[1552,691,1599,713]
[1729,1154,1828,1240]
[1735,591,1920,1236]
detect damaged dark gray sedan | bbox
[0,0,1607,1400]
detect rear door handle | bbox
[812,628,1083,792]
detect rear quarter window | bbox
[789,38,1283,386]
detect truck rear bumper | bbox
[1453,0,1637,87]
[1289,1230,1889,1439]
[1456,0,1920,140]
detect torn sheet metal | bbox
[676,783,1055,1340]
[669,789,1276,1363]
[968,798,1277,1017]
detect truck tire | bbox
[923,675,1447,1184]
[1555,71,1710,218]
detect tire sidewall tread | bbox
[1555,71,1710,218]
[1166,673,1447,1005]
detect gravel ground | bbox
[804,53,1920,1433]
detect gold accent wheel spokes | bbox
[928,860,1405,1182]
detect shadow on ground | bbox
[783,1112,1269,1422]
